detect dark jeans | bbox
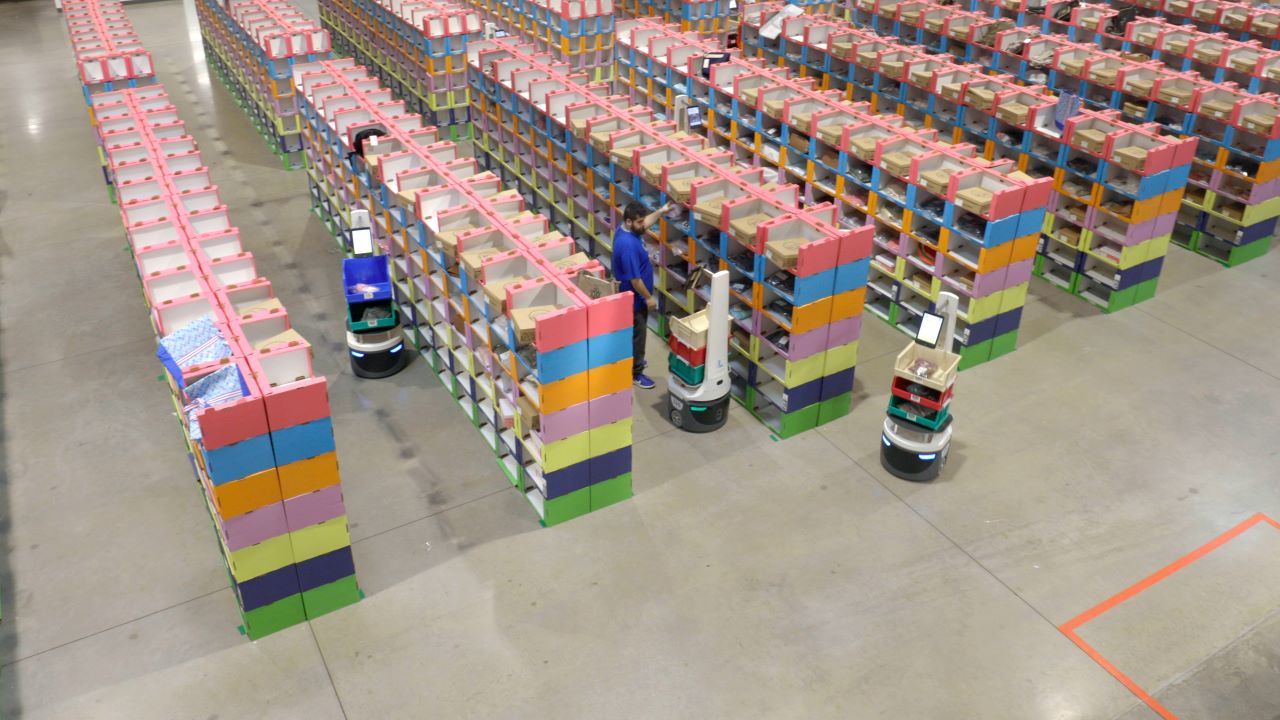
[633,306,648,379]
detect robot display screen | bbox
[917,313,944,348]
[351,228,374,256]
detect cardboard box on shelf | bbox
[730,213,770,246]
[462,247,503,280]
[483,275,528,312]
[511,304,558,345]
[765,237,806,269]
[956,187,993,216]
[1113,146,1149,172]
[552,252,590,270]
[575,272,617,299]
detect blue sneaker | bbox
[634,373,656,389]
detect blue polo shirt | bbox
[612,227,653,312]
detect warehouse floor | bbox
[4,0,1280,717]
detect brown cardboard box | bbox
[764,98,786,119]
[882,151,913,177]
[511,305,557,345]
[791,110,814,131]
[482,275,528,312]
[881,60,905,79]
[589,130,612,153]
[1136,31,1158,45]
[765,237,806,270]
[850,136,879,161]
[570,116,589,137]
[693,195,726,224]
[817,123,846,145]
[1095,67,1118,85]
[940,82,963,101]
[1202,99,1232,119]
[1113,146,1148,172]
[1123,101,1148,117]
[1129,78,1154,96]
[996,102,1030,125]
[741,86,760,106]
[1074,128,1106,152]
[789,132,810,154]
[831,41,854,60]
[517,394,539,432]
[966,87,995,109]
[910,68,933,86]
[575,272,617,299]
[552,252,590,270]
[1230,55,1256,72]
[948,24,969,41]
[730,213,770,245]
[461,247,503,280]
[922,168,951,195]
[668,176,693,204]
[1061,58,1085,75]
[1255,19,1279,34]
[641,159,666,185]
[610,145,635,167]
[1165,39,1189,55]
[1243,108,1278,133]
[670,309,709,349]
[1194,46,1221,63]
[924,16,944,32]
[901,8,920,22]
[956,187,993,216]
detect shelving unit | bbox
[195,0,333,167]
[1028,0,1280,50]
[829,0,1278,267]
[317,0,481,138]
[466,0,617,80]
[627,15,1052,369]
[741,3,1197,318]
[67,72,359,637]
[469,34,877,436]
[296,58,636,525]
[61,0,156,201]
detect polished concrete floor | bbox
[2,1,1279,717]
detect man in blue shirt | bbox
[613,200,671,389]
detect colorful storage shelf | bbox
[981,0,1280,50]
[295,58,636,525]
[317,0,481,138]
[65,69,360,640]
[629,16,1051,369]
[194,0,333,167]
[740,4,1197,323]
[61,0,157,201]
[472,0,617,80]
[826,0,1278,268]
[469,34,875,436]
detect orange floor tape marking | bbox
[1058,513,1280,720]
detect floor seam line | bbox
[0,586,227,669]
[308,623,350,720]
[1133,305,1280,383]
[0,336,154,376]
[811,431,1145,701]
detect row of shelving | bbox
[194,0,333,166]
[469,0,617,79]
[316,0,481,137]
[62,0,157,201]
[618,16,1052,368]
[295,58,637,525]
[68,48,361,637]
[467,33,877,437]
[1018,7,1280,93]
[739,5,1198,313]
[828,0,1279,267]
[973,0,1280,50]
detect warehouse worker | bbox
[613,200,672,390]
